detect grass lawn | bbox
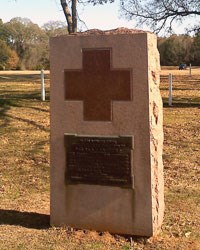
[0,70,200,249]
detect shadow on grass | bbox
[5,113,49,132]
[0,89,50,133]
[0,99,13,129]
[163,102,200,108]
[1,91,50,101]
[0,209,50,229]
[160,87,200,91]
[0,74,50,83]
[163,97,200,108]
[0,100,49,132]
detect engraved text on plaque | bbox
[64,135,133,187]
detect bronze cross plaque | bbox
[65,48,132,121]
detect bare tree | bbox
[60,0,74,33]
[120,0,200,33]
[60,0,114,34]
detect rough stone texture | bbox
[50,29,164,236]
[147,35,165,233]
[75,28,150,35]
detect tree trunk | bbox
[72,0,77,33]
[60,0,73,34]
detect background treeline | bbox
[158,34,200,66]
[0,17,68,70]
[1,17,200,70]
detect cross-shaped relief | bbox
[65,49,132,121]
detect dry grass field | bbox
[0,68,200,249]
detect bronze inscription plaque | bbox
[65,135,133,187]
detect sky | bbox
[0,0,197,33]
[0,0,135,30]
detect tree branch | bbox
[120,0,200,33]
[60,0,73,33]
[72,0,77,32]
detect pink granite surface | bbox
[50,29,164,236]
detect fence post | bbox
[41,69,45,101]
[168,73,173,106]
[189,63,192,76]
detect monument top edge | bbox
[74,28,153,35]
[51,28,155,39]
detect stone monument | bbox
[50,28,164,236]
